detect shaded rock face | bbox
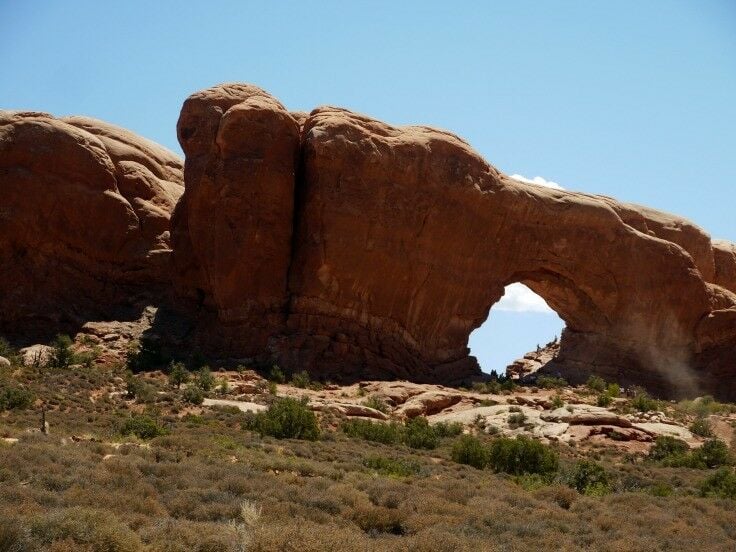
[0,111,183,338]
[171,84,299,355]
[2,84,735,399]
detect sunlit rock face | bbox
[1,84,734,398]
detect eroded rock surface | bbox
[0,111,183,338]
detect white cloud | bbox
[510,173,564,190]
[495,283,555,314]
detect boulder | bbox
[541,405,633,427]
[0,356,10,368]
[395,391,463,418]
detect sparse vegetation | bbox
[0,382,34,410]
[194,366,215,392]
[700,467,736,499]
[363,456,421,477]
[690,417,714,437]
[363,395,390,413]
[183,385,205,405]
[536,375,567,389]
[49,334,74,368]
[567,460,610,496]
[586,375,606,393]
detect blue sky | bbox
[2,1,734,373]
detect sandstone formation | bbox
[0,111,183,338]
[1,84,735,398]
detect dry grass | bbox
[1,358,736,551]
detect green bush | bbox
[649,436,731,469]
[249,397,320,440]
[551,394,564,408]
[536,375,567,389]
[0,517,29,551]
[648,436,690,462]
[124,372,156,403]
[268,365,286,383]
[631,390,659,412]
[49,334,74,368]
[508,411,527,429]
[0,383,34,410]
[342,419,404,444]
[183,386,205,405]
[363,395,390,414]
[168,362,190,389]
[451,435,490,469]
[606,383,620,397]
[30,507,142,551]
[689,439,731,469]
[690,417,713,437]
[120,415,167,440]
[568,460,610,495]
[363,456,421,477]
[488,436,559,477]
[586,375,606,393]
[596,393,612,407]
[433,421,464,438]
[126,338,165,372]
[290,370,311,389]
[404,416,439,449]
[699,467,736,499]
[0,336,15,359]
[195,366,215,392]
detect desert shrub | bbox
[568,460,610,495]
[0,336,15,359]
[349,504,407,535]
[404,416,439,450]
[649,436,731,469]
[488,436,559,477]
[195,367,215,392]
[363,395,390,414]
[49,334,74,368]
[536,375,567,389]
[631,389,659,412]
[363,456,421,477]
[342,419,404,444]
[690,417,714,437]
[433,421,463,438]
[29,507,142,551]
[0,383,34,410]
[648,436,689,462]
[677,395,734,417]
[596,393,612,407]
[290,370,311,389]
[472,381,498,394]
[120,415,167,440]
[268,365,286,383]
[125,337,165,372]
[249,397,319,440]
[551,394,564,408]
[648,481,674,497]
[699,467,736,499]
[168,362,190,389]
[0,517,29,551]
[124,372,156,403]
[606,383,620,397]
[451,435,490,469]
[586,375,606,393]
[183,386,205,405]
[689,439,731,469]
[508,411,527,429]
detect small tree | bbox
[195,366,215,392]
[49,334,74,368]
[168,362,190,389]
[249,397,319,440]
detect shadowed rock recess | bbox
[2,84,735,397]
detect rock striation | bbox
[0,111,183,337]
[1,84,735,398]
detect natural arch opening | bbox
[469,283,565,376]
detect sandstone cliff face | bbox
[0,111,183,336]
[169,84,735,396]
[2,86,734,398]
